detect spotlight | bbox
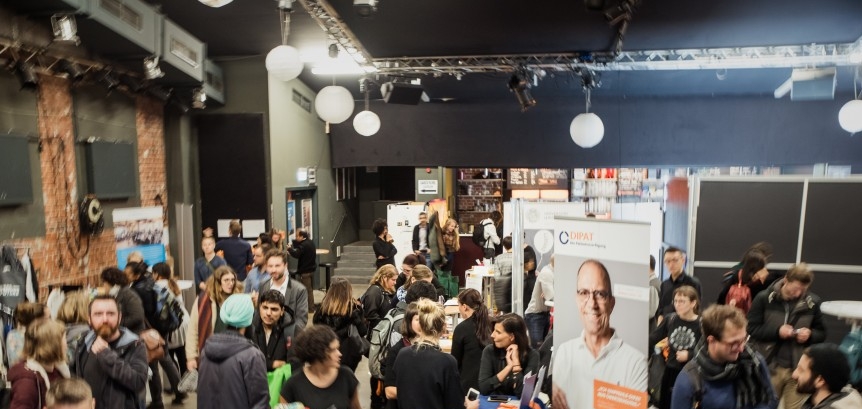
[143,56,164,80]
[507,71,536,112]
[354,0,378,17]
[14,61,39,90]
[146,85,172,102]
[99,70,120,91]
[584,0,605,10]
[192,87,207,109]
[59,60,85,82]
[51,14,79,44]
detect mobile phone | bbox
[467,388,480,401]
[488,395,510,402]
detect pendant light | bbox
[265,3,303,82]
[353,80,380,136]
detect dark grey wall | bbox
[0,73,43,239]
[329,94,862,168]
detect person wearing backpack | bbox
[671,305,777,409]
[362,266,397,409]
[126,261,183,407]
[476,211,502,260]
[717,249,769,313]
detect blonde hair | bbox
[319,278,354,316]
[206,266,243,305]
[56,291,89,325]
[415,298,446,339]
[24,318,66,365]
[405,265,434,291]
[370,265,398,292]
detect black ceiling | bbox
[6,0,862,100]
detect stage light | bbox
[143,56,164,80]
[51,14,79,44]
[146,86,172,102]
[59,60,85,82]
[507,71,536,112]
[100,70,120,91]
[354,0,378,17]
[14,61,39,90]
[119,75,144,92]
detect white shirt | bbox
[553,330,648,409]
[524,269,554,314]
[271,275,289,297]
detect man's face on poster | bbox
[576,261,615,337]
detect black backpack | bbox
[151,284,184,334]
[472,221,491,246]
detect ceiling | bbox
[6,0,862,101]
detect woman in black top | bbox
[648,285,702,409]
[383,302,421,409]
[478,313,540,396]
[362,265,398,330]
[451,288,493,395]
[372,218,398,268]
[313,278,368,371]
[280,325,361,409]
[389,299,463,409]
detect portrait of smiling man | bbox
[552,259,648,409]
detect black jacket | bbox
[362,285,394,330]
[412,224,429,252]
[72,329,148,409]
[288,239,317,274]
[198,331,269,409]
[373,236,397,268]
[658,273,702,317]
[312,306,368,371]
[247,306,298,372]
[130,274,157,331]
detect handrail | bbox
[329,212,348,249]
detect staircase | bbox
[333,241,378,286]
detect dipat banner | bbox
[113,206,167,267]
[552,217,649,409]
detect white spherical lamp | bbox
[315,86,355,124]
[353,110,380,136]
[265,45,303,82]
[838,99,862,133]
[570,113,604,148]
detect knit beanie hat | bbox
[220,294,254,328]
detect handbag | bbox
[348,324,371,357]
[177,369,198,393]
[140,329,166,363]
[267,364,293,407]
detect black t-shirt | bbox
[281,365,358,409]
[391,344,463,409]
[648,313,702,369]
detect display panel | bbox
[801,182,862,265]
[0,135,34,206]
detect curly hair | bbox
[294,324,339,364]
[372,218,388,236]
[101,267,129,287]
[206,266,243,305]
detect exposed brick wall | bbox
[0,75,167,300]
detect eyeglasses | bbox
[715,334,750,350]
[576,289,611,303]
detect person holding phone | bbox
[477,314,540,397]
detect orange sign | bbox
[593,379,648,409]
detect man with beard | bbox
[672,305,777,409]
[247,289,298,373]
[245,243,272,298]
[72,294,148,409]
[748,263,826,409]
[260,250,308,332]
[792,343,862,409]
[552,259,647,409]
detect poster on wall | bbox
[286,200,296,240]
[301,198,313,239]
[113,206,167,267]
[387,203,426,268]
[553,217,649,409]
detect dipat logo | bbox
[559,231,594,244]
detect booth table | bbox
[821,301,862,331]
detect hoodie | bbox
[198,330,269,409]
[71,328,148,409]
[803,386,862,409]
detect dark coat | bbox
[198,331,269,409]
[247,306,298,372]
[72,329,148,409]
[288,238,317,274]
[312,306,368,371]
[8,361,64,409]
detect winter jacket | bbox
[287,238,317,273]
[312,306,368,371]
[72,328,148,409]
[373,236,398,268]
[8,360,67,409]
[246,306,298,372]
[802,386,862,409]
[130,274,158,331]
[112,286,146,333]
[747,278,826,368]
[427,212,447,269]
[198,330,269,409]
[361,285,394,330]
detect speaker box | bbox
[382,82,424,105]
[790,67,836,101]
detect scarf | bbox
[197,293,214,354]
[694,344,772,408]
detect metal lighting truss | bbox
[297,0,862,76]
